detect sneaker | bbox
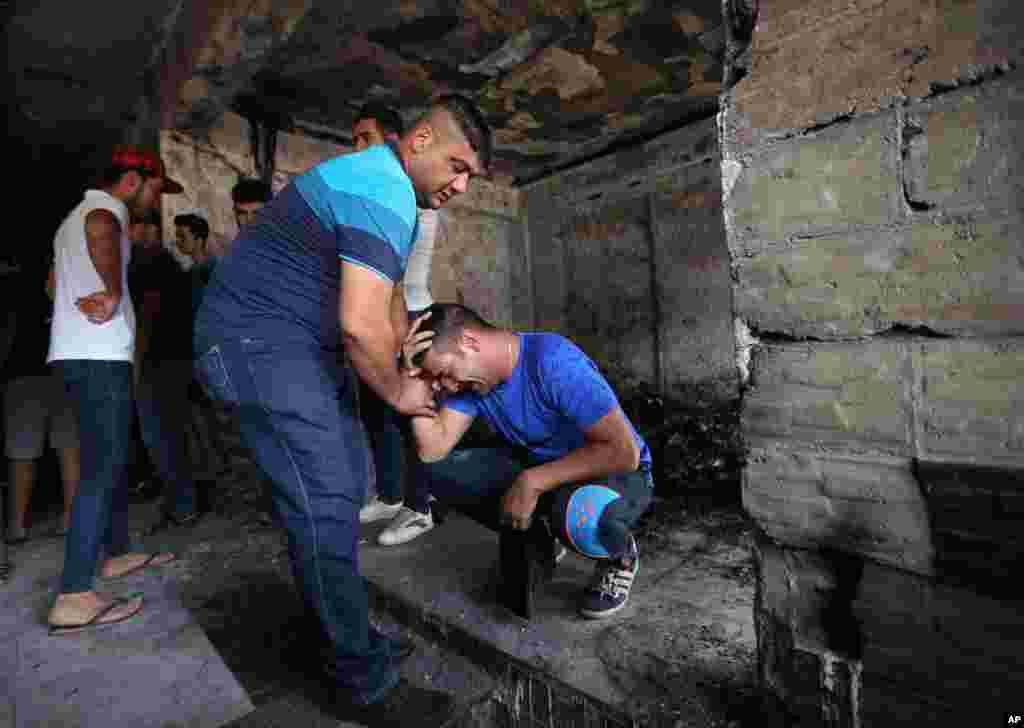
[554,541,568,564]
[377,507,434,546]
[360,496,405,524]
[578,538,639,619]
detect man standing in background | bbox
[231,177,272,231]
[46,145,180,635]
[4,253,80,545]
[129,208,202,530]
[348,103,446,539]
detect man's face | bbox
[128,174,164,215]
[175,225,200,259]
[352,118,393,152]
[422,343,496,397]
[233,201,263,229]
[406,130,483,210]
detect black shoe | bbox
[148,508,203,535]
[382,633,416,664]
[327,678,456,728]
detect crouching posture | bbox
[397,303,654,619]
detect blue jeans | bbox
[136,359,197,519]
[194,336,397,705]
[52,360,134,594]
[359,381,405,503]
[413,447,654,562]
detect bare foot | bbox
[48,591,143,630]
[100,552,176,579]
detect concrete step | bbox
[217,600,497,728]
[357,512,759,728]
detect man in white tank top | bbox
[46,145,183,635]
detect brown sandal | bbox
[100,552,177,580]
[48,595,144,636]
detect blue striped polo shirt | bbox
[195,144,418,350]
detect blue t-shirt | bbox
[445,333,652,473]
[195,144,417,350]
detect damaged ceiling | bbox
[5,0,726,185]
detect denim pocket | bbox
[195,345,238,405]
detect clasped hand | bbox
[401,310,435,376]
[393,311,438,418]
[76,290,119,324]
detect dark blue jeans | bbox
[413,447,654,562]
[136,359,197,519]
[194,335,396,705]
[359,381,405,504]
[52,360,134,594]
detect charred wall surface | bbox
[523,117,744,500]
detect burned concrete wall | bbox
[523,117,736,404]
[437,182,530,331]
[161,111,264,261]
[159,114,529,330]
[721,0,1024,724]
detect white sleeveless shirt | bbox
[403,208,440,312]
[48,190,135,362]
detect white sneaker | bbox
[554,542,568,564]
[359,496,405,524]
[378,507,434,546]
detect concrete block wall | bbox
[721,0,1024,724]
[523,117,737,403]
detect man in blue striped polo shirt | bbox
[193,95,491,723]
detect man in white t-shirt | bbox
[348,104,446,528]
[46,145,182,635]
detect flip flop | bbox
[48,594,144,636]
[100,552,177,580]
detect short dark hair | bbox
[231,178,272,205]
[173,213,209,241]
[430,95,493,172]
[354,103,404,138]
[412,302,494,367]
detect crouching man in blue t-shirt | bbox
[389,302,654,619]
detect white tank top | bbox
[48,190,135,363]
[403,208,440,312]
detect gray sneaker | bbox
[378,507,434,546]
[360,496,404,524]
